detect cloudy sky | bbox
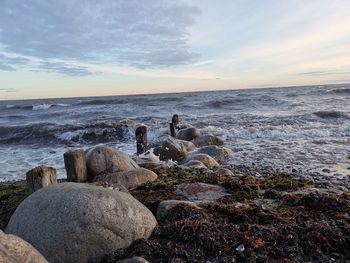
[1,0,350,99]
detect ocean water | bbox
[0,84,349,181]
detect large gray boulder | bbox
[176,127,200,141]
[6,183,157,263]
[192,134,224,147]
[86,146,139,179]
[153,137,187,163]
[93,168,158,190]
[0,230,48,263]
[196,145,232,163]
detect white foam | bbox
[32,104,52,110]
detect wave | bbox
[329,88,350,95]
[313,111,350,120]
[0,121,133,145]
[3,103,70,111]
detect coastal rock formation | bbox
[64,149,88,182]
[176,127,200,141]
[185,153,220,168]
[176,182,230,201]
[156,200,200,220]
[196,145,232,163]
[93,168,158,190]
[192,134,224,147]
[6,183,157,263]
[86,146,139,179]
[153,137,187,163]
[25,165,57,194]
[0,230,48,263]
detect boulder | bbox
[192,134,224,147]
[64,149,88,182]
[175,127,200,141]
[185,153,220,168]
[26,165,57,194]
[177,139,196,152]
[86,146,139,179]
[117,257,150,263]
[0,230,48,263]
[196,145,232,163]
[6,183,157,263]
[153,137,187,163]
[93,168,158,190]
[156,200,200,220]
[176,183,230,201]
[181,160,207,169]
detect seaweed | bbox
[0,181,27,230]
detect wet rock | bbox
[93,168,158,190]
[64,149,88,182]
[176,182,230,201]
[177,139,196,152]
[6,183,157,263]
[0,230,48,263]
[26,165,57,194]
[196,145,232,163]
[176,127,200,141]
[157,200,200,220]
[86,146,139,179]
[153,137,187,163]
[192,134,224,147]
[186,153,220,168]
[181,160,207,169]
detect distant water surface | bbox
[0,84,349,181]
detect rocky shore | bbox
[0,125,349,262]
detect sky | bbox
[0,0,350,100]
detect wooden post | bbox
[135,125,148,155]
[170,123,176,137]
[172,114,179,128]
[170,114,179,137]
[26,165,57,194]
[64,149,88,182]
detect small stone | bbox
[185,153,220,168]
[176,127,201,141]
[176,182,230,201]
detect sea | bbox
[0,84,349,182]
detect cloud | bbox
[0,54,29,71]
[35,62,94,76]
[0,88,18,93]
[0,0,200,75]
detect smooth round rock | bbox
[86,146,139,179]
[192,135,224,147]
[186,153,220,168]
[177,139,196,152]
[0,230,48,263]
[196,145,232,163]
[93,168,158,190]
[6,183,157,263]
[176,127,200,141]
[181,160,207,169]
[153,137,187,163]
